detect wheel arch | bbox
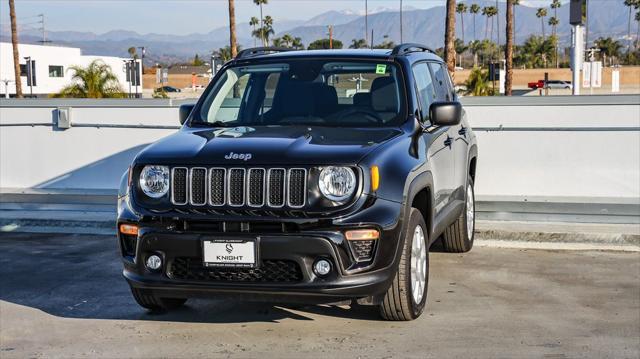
[468,144,478,184]
[405,171,435,244]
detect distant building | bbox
[167,65,209,76]
[0,42,140,97]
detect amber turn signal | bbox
[371,166,380,191]
[119,223,139,236]
[345,229,380,241]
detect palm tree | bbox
[263,15,275,44]
[550,0,561,32]
[53,60,124,98]
[636,11,640,50]
[488,6,498,45]
[272,37,284,47]
[625,0,640,53]
[548,17,559,67]
[228,0,237,58]
[513,0,520,45]
[482,6,497,42]
[464,67,492,96]
[127,47,138,59]
[214,46,236,62]
[505,0,514,96]
[549,0,561,66]
[482,6,491,40]
[253,0,268,46]
[291,37,304,50]
[536,8,548,38]
[515,35,555,68]
[9,0,22,98]
[349,38,368,49]
[444,0,457,75]
[468,40,482,67]
[281,34,294,47]
[249,17,259,47]
[594,37,623,66]
[456,3,468,44]
[454,38,468,67]
[469,4,480,41]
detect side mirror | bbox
[179,104,196,125]
[429,101,462,127]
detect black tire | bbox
[379,208,429,321]
[130,287,187,312]
[442,176,475,253]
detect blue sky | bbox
[1,0,564,35]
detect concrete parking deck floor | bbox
[0,233,638,358]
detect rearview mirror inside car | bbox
[429,102,462,127]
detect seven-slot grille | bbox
[171,167,307,208]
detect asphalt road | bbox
[0,233,638,359]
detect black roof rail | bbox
[391,43,436,56]
[235,47,294,59]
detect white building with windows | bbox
[0,42,140,97]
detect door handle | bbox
[444,136,452,148]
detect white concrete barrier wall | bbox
[1,97,639,205]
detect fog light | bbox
[146,254,162,271]
[313,259,332,277]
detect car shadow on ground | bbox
[0,233,387,323]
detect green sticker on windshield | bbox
[376,64,387,74]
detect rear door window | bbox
[429,62,454,102]
[411,62,436,122]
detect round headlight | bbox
[139,165,170,198]
[318,166,357,202]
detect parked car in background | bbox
[118,44,478,321]
[545,80,573,89]
[528,80,572,90]
[155,86,181,93]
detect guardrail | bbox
[1,95,639,223]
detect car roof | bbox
[233,48,443,63]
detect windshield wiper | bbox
[190,121,231,128]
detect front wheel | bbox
[379,208,429,321]
[442,176,475,253]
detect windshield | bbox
[193,59,405,127]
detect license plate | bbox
[203,238,257,268]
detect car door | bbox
[412,62,455,215]
[429,62,469,204]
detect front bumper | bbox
[118,195,406,304]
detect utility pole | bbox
[37,14,50,44]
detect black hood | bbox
[135,125,403,166]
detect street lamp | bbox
[137,46,145,72]
[23,56,34,97]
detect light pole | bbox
[23,56,33,97]
[137,46,145,73]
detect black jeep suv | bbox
[118,44,478,321]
